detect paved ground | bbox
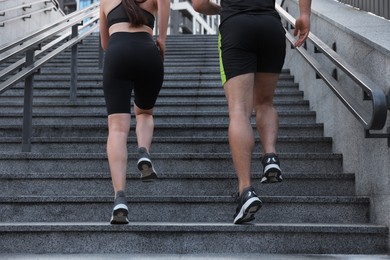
[0,254,389,260]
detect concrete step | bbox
[0,222,387,254]
[0,100,312,113]
[36,61,221,68]
[28,74,295,83]
[5,80,299,92]
[0,195,370,223]
[0,111,317,124]
[1,253,389,260]
[0,136,333,153]
[0,90,304,102]
[0,152,343,174]
[0,123,326,138]
[0,172,355,197]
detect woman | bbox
[100,0,170,224]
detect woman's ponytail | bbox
[121,0,147,27]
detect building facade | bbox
[57,0,219,35]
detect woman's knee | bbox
[134,103,154,116]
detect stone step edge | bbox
[0,195,369,204]
[0,222,386,234]
[0,172,354,180]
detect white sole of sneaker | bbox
[261,164,282,183]
[110,205,129,225]
[233,197,262,224]
[138,158,157,181]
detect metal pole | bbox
[70,24,78,102]
[21,49,36,152]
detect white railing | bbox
[171,0,219,34]
[337,0,389,19]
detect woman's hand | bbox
[156,37,166,61]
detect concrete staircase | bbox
[0,34,388,254]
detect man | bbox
[192,0,311,224]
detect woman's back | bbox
[101,0,157,36]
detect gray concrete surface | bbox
[0,254,389,260]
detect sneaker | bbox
[233,186,262,224]
[137,147,157,182]
[260,153,282,184]
[110,190,129,224]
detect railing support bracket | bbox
[365,127,390,147]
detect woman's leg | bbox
[134,104,157,181]
[106,113,131,193]
[134,104,154,151]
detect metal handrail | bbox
[0,0,52,15]
[276,4,388,131]
[0,16,99,93]
[336,0,390,20]
[0,7,55,27]
[0,3,100,151]
[0,2,99,54]
[0,6,99,64]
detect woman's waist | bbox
[107,31,155,47]
[109,23,153,36]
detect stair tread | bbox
[0,222,386,233]
[0,195,370,203]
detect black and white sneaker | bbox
[233,186,262,224]
[260,153,282,184]
[137,147,157,182]
[110,190,129,224]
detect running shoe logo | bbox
[267,158,277,163]
[248,191,257,197]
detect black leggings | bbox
[103,32,163,115]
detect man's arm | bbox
[192,0,221,15]
[294,0,311,47]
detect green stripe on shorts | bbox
[218,33,226,86]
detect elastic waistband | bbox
[109,31,153,41]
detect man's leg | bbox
[253,72,282,183]
[224,73,255,194]
[253,72,279,154]
[225,73,262,224]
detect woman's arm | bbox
[192,0,221,16]
[294,0,312,47]
[156,0,170,60]
[99,0,109,51]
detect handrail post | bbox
[70,24,79,102]
[21,48,37,152]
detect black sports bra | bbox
[107,2,155,29]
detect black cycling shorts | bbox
[218,14,286,85]
[103,32,163,115]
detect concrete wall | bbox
[279,0,390,246]
[0,0,64,46]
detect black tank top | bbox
[107,2,155,29]
[220,0,279,25]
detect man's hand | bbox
[294,14,310,47]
